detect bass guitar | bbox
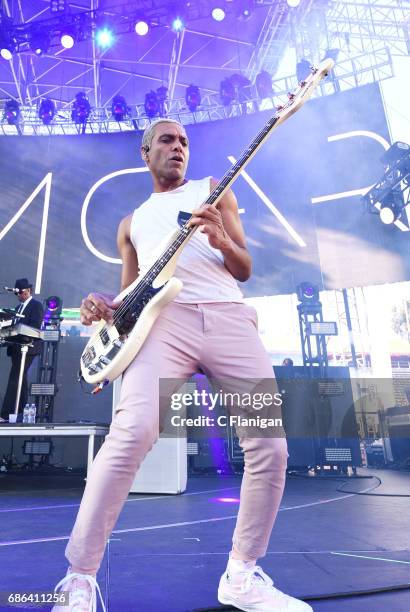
[80,58,334,391]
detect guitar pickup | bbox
[99,328,110,346]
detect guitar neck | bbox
[204,114,280,209]
[151,113,281,271]
[140,60,334,285]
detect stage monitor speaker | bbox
[112,377,187,494]
[274,366,362,468]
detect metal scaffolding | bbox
[245,0,409,88]
[0,0,407,135]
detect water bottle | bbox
[22,404,30,424]
[28,403,37,424]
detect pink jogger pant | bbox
[66,302,289,573]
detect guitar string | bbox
[107,115,280,328]
[90,71,322,347]
[94,112,286,343]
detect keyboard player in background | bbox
[0,279,43,422]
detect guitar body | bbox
[80,229,183,385]
[79,59,335,390]
[81,276,183,385]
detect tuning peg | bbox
[276,105,284,111]
[287,92,295,100]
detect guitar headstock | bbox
[274,58,335,126]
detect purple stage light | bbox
[194,374,233,475]
[61,33,75,49]
[215,497,240,504]
[212,7,226,22]
[135,20,149,36]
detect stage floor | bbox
[0,467,409,611]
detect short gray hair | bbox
[141,118,188,151]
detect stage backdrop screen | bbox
[0,82,402,307]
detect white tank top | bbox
[130,177,244,303]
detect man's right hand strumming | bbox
[80,293,119,326]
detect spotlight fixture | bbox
[156,85,168,117]
[220,77,235,106]
[4,99,20,125]
[60,28,75,49]
[255,70,273,99]
[111,95,128,121]
[30,30,50,56]
[61,33,74,49]
[211,6,226,22]
[135,20,149,36]
[287,0,301,7]
[379,205,397,225]
[379,189,406,225]
[50,0,67,12]
[0,46,13,61]
[363,141,410,228]
[296,283,320,305]
[0,13,15,60]
[230,73,252,103]
[44,295,63,324]
[236,0,254,20]
[96,27,114,49]
[39,98,56,125]
[296,59,311,83]
[144,90,159,118]
[380,141,410,168]
[71,91,91,124]
[185,84,201,112]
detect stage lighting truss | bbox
[0,1,245,58]
[0,45,394,136]
[363,143,410,227]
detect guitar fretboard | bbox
[142,113,280,286]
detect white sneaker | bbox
[218,564,313,612]
[52,569,106,612]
